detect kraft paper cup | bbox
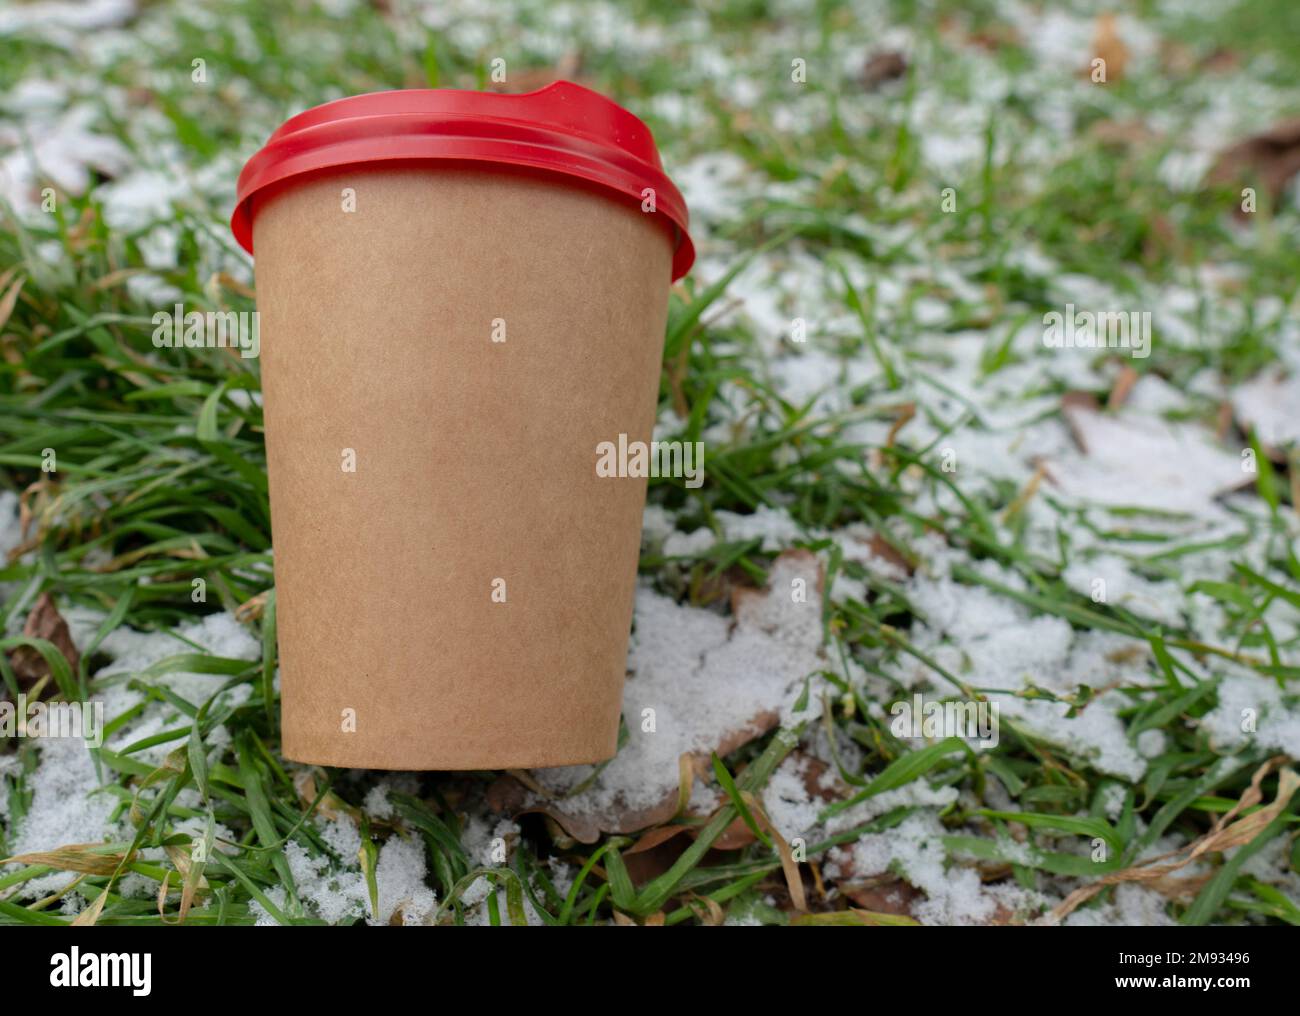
[232,83,693,769]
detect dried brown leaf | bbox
[72,886,110,927]
[1,844,125,876]
[861,51,907,89]
[0,274,24,334]
[1049,757,1298,922]
[1108,365,1139,409]
[842,877,922,916]
[743,789,807,912]
[625,825,690,856]
[235,589,270,623]
[1205,118,1300,217]
[1089,13,1130,81]
[7,592,80,686]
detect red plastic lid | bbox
[231,81,694,280]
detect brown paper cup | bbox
[251,165,673,769]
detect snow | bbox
[285,839,368,925]
[373,835,437,926]
[362,785,394,821]
[318,813,362,860]
[1,608,263,902]
[898,542,1154,781]
[95,170,193,232]
[1062,553,1183,626]
[1201,674,1300,757]
[1062,884,1178,927]
[662,505,814,556]
[0,0,136,42]
[460,814,521,867]
[0,492,22,561]
[536,554,825,817]
[280,820,440,926]
[1233,370,1300,449]
[834,811,1039,925]
[249,886,288,927]
[673,153,755,225]
[0,105,132,217]
[5,736,117,877]
[1051,405,1249,514]
[460,877,546,926]
[761,756,824,838]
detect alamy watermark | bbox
[890,693,999,748]
[151,303,260,358]
[50,948,151,996]
[595,433,704,489]
[0,694,104,747]
[1043,303,1150,359]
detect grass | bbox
[1,0,1299,925]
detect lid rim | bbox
[230,82,694,281]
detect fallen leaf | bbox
[691,895,725,925]
[742,789,807,912]
[1199,47,1239,74]
[234,589,270,623]
[963,25,1022,52]
[884,402,916,447]
[711,813,760,850]
[0,273,24,333]
[1158,40,1196,76]
[1215,400,1233,443]
[1107,365,1139,410]
[1205,118,1300,217]
[1088,13,1130,82]
[854,531,915,577]
[1001,461,1049,525]
[625,825,690,856]
[861,51,907,89]
[498,796,605,845]
[1087,119,1155,149]
[73,886,110,927]
[622,826,692,886]
[1060,390,1101,415]
[1049,756,1299,922]
[842,877,922,916]
[6,592,81,687]
[0,844,124,876]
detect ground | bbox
[1,0,1299,926]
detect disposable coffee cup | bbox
[231,82,693,770]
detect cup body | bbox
[251,165,673,768]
